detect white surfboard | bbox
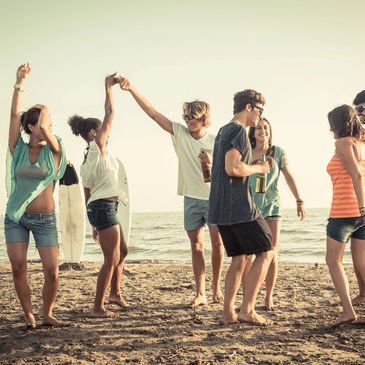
[59,163,86,263]
[116,158,131,245]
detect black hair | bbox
[353,90,365,106]
[20,107,41,134]
[68,114,102,142]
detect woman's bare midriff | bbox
[25,184,55,213]
[104,196,119,202]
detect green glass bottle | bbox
[255,154,267,193]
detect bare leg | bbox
[264,220,280,310]
[37,246,60,325]
[7,243,35,327]
[109,225,129,308]
[240,255,253,300]
[93,225,120,317]
[208,225,224,302]
[220,255,248,325]
[238,250,274,325]
[326,236,357,327]
[351,238,365,305]
[187,228,208,307]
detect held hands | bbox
[118,76,131,91]
[16,63,31,83]
[105,72,119,88]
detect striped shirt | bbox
[327,155,365,218]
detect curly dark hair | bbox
[328,105,365,141]
[233,89,265,114]
[68,114,102,142]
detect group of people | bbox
[4,62,365,330]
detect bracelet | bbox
[14,83,24,92]
[296,199,304,205]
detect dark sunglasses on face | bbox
[356,105,365,114]
[182,114,197,121]
[251,104,264,116]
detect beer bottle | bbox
[255,154,267,193]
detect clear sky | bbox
[0,0,364,213]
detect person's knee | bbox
[191,241,204,254]
[120,246,128,261]
[257,250,274,263]
[11,262,27,278]
[105,253,120,268]
[325,253,339,268]
[43,267,59,282]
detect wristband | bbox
[14,84,24,92]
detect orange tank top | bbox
[327,153,365,218]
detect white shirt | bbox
[171,122,215,200]
[80,141,125,204]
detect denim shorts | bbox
[184,196,215,231]
[87,199,120,231]
[327,216,365,243]
[5,212,58,247]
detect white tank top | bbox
[80,141,125,205]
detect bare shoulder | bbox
[335,137,355,149]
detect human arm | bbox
[225,148,269,177]
[281,166,306,220]
[84,187,99,242]
[95,73,118,155]
[336,138,365,220]
[119,77,173,134]
[9,63,31,154]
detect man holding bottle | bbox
[208,89,274,326]
[118,77,224,308]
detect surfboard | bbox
[59,163,86,263]
[116,158,131,245]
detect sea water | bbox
[0,208,352,264]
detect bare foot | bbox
[219,311,238,326]
[238,311,273,326]
[331,313,357,329]
[354,317,365,325]
[264,297,275,311]
[25,313,36,329]
[109,295,130,309]
[42,315,61,326]
[191,294,208,308]
[89,308,114,318]
[213,289,223,303]
[352,295,365,306]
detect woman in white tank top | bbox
[68,73,129,317]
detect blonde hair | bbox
[182,100,210,127]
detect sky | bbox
[0,0,364,214]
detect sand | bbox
[1,261,365,364]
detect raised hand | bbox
[118,77,131,91]
[16,63,31,83]
[105,73,119,88]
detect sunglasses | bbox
[356,105,365,114]
[252,104,264,116]
[182,114,198,121]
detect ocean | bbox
[0,208,353,264]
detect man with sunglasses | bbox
[209,89,274,326]
[354,90,365,124]
[118,77,224,308]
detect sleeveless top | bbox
[80,141,126,205]
[6,135,67,223]
[327,141,365,218]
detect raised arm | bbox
[336,138,365,218]
[95,73,118,155]
[33,104,61,154]
[119,77,173,134]
[9,63,31,154]
[225,148,269,177]
[281,166,306,220]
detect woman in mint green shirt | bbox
[5,63,66,329]
[242,118,305,310]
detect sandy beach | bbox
[1,261,365,364]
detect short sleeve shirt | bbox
[208,122,260,225]
[171,122,215,200]
[249,146,288,217]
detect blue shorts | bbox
[5,212,58,247]
[327,217,365,243]
[87,199,120,231]
[184,196,215,231]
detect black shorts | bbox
[218,217,272,257]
